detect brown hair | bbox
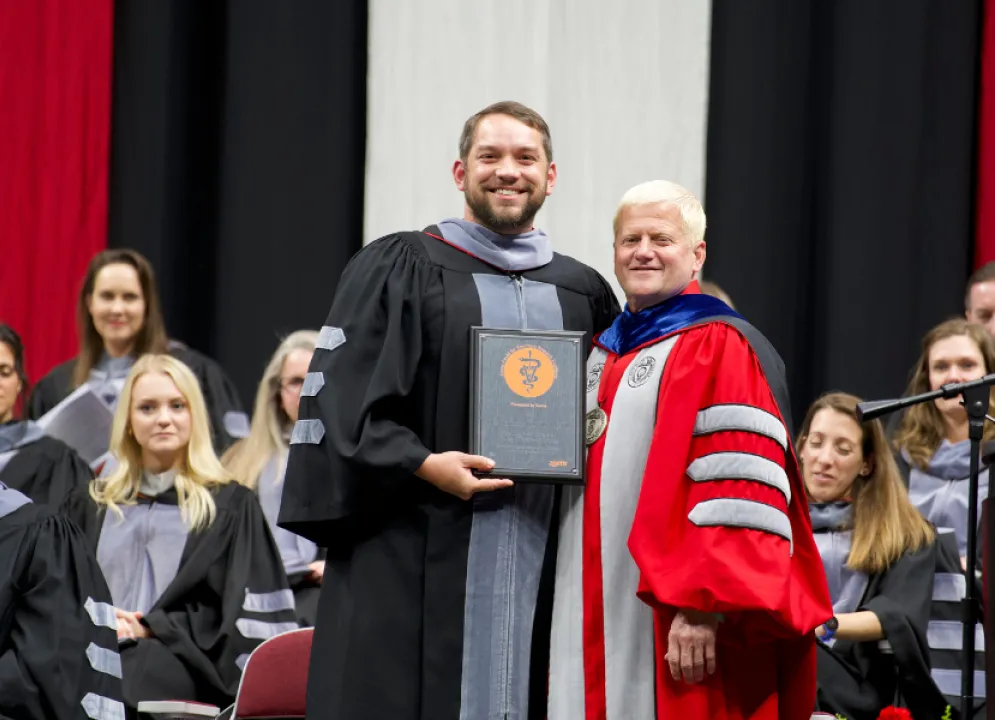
[893,318,995,469]
[966,261,995,310]
[0,323,29,418]
[798,392,934,575]
[458,101,553,163]
[73,249,169,387]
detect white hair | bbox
[612,180,706,247]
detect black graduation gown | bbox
[894,451,989,718]
[28,342,246,452]
[0,492,124,719]
[1,433,93,507]
[815,540,949,719]
[279,229,620,720]
[927,530,986,718]
[62,482,298,710]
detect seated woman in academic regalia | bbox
[0,323,93,506]
[893,318,995,568]
[0,481,124,718]
[61,354,297,712]
[221,330,324,626]
[28,248,247,453]
[799,392,946,719]
[891,317,995,713]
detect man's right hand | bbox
[666,609,718,684]
[415,452,514,500]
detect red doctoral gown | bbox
[548,296,832,720]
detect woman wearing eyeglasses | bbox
[222,330,324,626]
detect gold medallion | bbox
[585,407,608,446]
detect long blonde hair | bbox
[893,318,995,469]
[221,330,318,491]
[90,354,232,530]
[798,392,934,575]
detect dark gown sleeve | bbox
[0,507,124,719]
[861,540,934,635]
[818,540,950,719]
[3,438,94,508]
[139,486,298,703]
[589,270,621,335]
[863,542,950,715]
[26,359,76,420]
[280,235,435,543]
[59,487,102,544]
[47,439,95,503]
[168,344,247,453]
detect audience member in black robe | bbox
[28,248,247,453]
[0,482,125,719]
[0,323,93,507]
[62,354,297,713]
[280,101,620,720]
[222,330,323,627]
[797,392,948,719]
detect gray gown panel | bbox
[810,502,870,644]
[0,484,31,518]
[96,472,189,615]
[87,355,135,410]
[0,422,45,474]
[256,453,318,575]
[906,440,990,557]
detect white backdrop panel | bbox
[366,1,712,301]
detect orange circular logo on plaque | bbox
[501,345,557,398]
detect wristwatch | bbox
[820,616,839,642]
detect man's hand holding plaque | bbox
[415,451,514,500]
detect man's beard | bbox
[465,183,546,234]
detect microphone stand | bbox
[857,373,995,717]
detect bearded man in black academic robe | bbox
[279,100,620,720]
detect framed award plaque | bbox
[468,327,585,484]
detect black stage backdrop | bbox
[705,0,982,428]
[107,0,982,422]
[107,0,367,405]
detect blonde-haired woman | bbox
[799,393,945,719]
[62,354,296,711]
[223,330,323,625]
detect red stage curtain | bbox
[0,0,114,395]
[977,0,995,268]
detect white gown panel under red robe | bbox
[548,288,832,720]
